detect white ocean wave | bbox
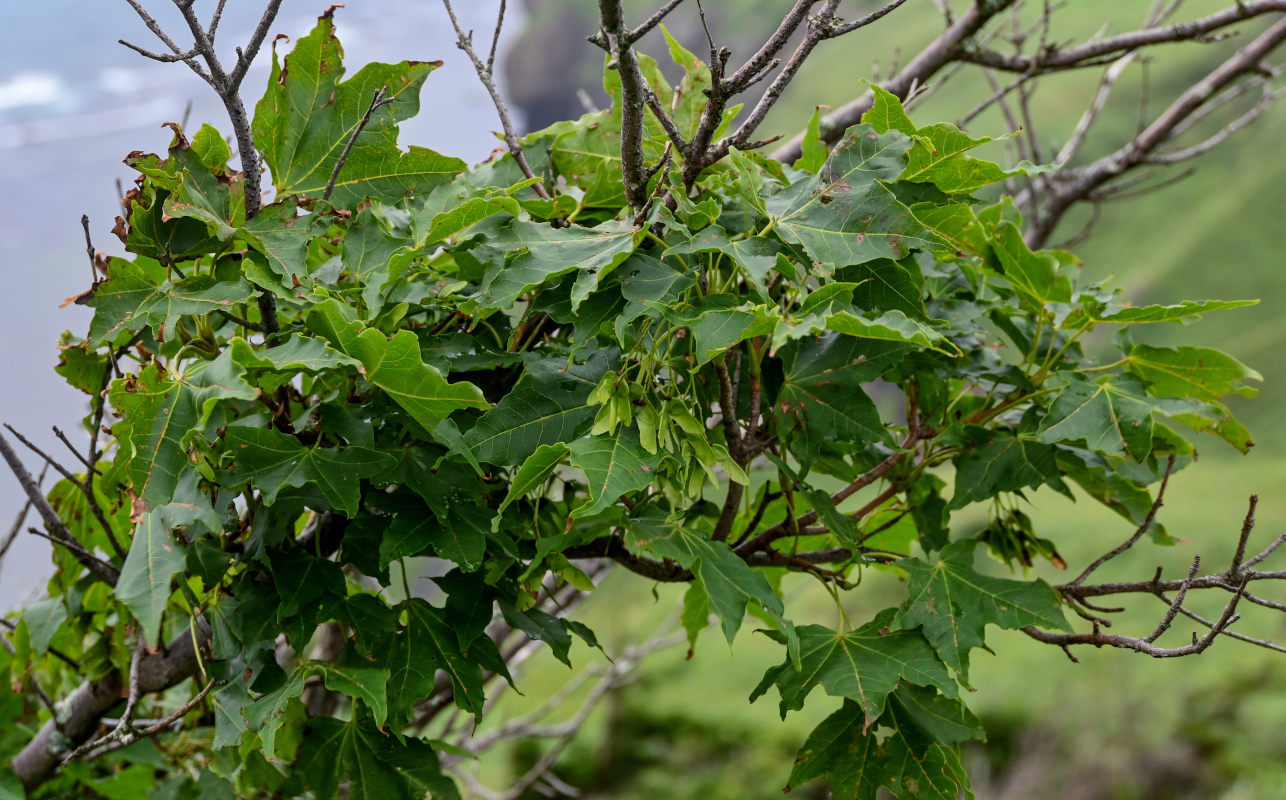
[0,71,68,113]
[99,67,147,95]
[0,97,179,149]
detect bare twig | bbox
[51,427,100,476]
[118,39,201,64]
[207,0,228,43]
[1231,494,1260,576]
[723,0,817,92]
[80,215,100,285]
[1146,82,1286,164]
[1029,487,1286,661]
[0,432,118,585]
[1163,596,1286,655]
[323,88,394,202]
[1023,571,1249,658]
[961,1,1286,74]
[442,0,551,200]
[1054,52,1139,166]
[487,0,507,72]
[74,679,222,762]
[1025,15,1286,246]
[121,0,286,333]
[734,427,923,558]
[227,0,285,90]
[62,641,146,765]
[4,424,126,562]
[1070,456,1174,586]
[213,307,268,332]
[773,0,1023,162]
[830,0,913,37]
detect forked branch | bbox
[1025,493,1286,660]
[441,0,552,199]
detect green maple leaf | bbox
[766,124,937,269]
[115,512,188,647]
[244,668,308,762]
[19,598,67,661]
[947,428,1068,511]
[224,427,396,516]
[462,352,611,466]
[568,427,664,518]
[1125,344,1262,402]
[626,511,799,664]
[1065,298,1257,326]
[471,217,638,312]
[296,710,457,800]
[317,647,391,729]
[252,8,464,207]
[862,83,1046,196]
[988,222,1072,312]
[751,612,955,724]
[664,226,783,299]
[777,332,910,454]
[308,299,489,432]
[227,334,361,374]
[87,260,253,346]
[387,598,484,726]
[270,549,347,619]
[787,696,974,800]
[493,443,569,528]
[110,352,259,507]
[237,199,324,291]
[1037,372,1157,460]
[894,540,1070,677]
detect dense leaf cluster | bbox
[3,10,1259,799]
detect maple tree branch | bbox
[120,0,287,333]
[0,465,41,568]
[773,0,1021,163]
[442,0,551,199]
[1025,562,1250,658]
[723,0,817,92]
[629,0,686,45]
[962,0,1286,74]
[1145,79,1286,164]
[597,0,653,210]
[1025,14,1286,246]
[1027,490,1286,661]
[0,431,118,585]
[1070,456,1174,586]
[11,622,210,791]
[734,428,923,558]
[3,424,125,562]
[71,679,220,763]
[213,306,268,332]
[51,426,100,476]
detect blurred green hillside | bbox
[476,2,1286,797]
